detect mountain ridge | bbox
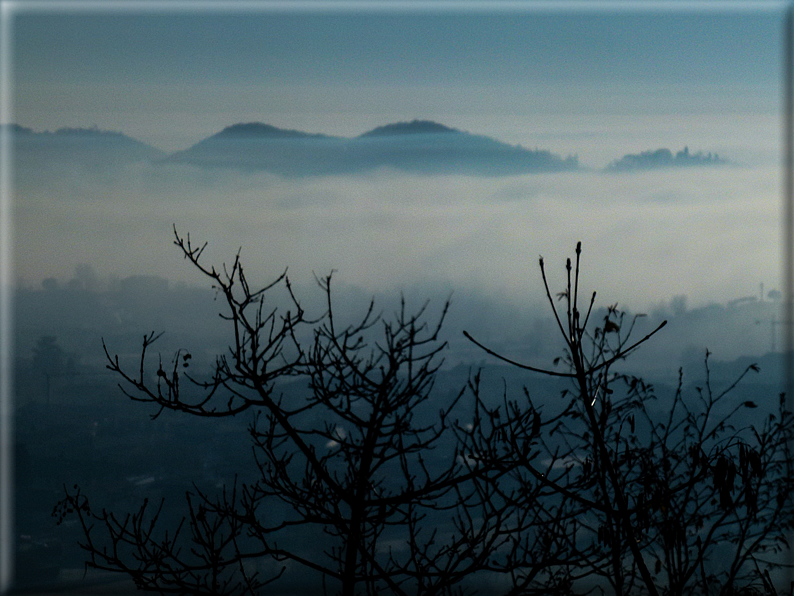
[213,122,337,141]
[7,124,167,171]
[7,121,729,176]
[165,119,579,176]
[359,120,459,137]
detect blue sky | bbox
[14,10,782,86]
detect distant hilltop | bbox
[7,124,166,170]
[605,146,726,172]
[213,122,333,141]
[165,119,580,176]
[359,120,459,137]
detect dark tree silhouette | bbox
[464,243,794,595]
[54,236,794,595]
[54,228,529,595]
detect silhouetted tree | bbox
[464,243,794,595]
[54,237,794,595]
[54,228,529,595]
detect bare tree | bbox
[54,227,530,595]
[54,236,794,595]
[464,243,794,595]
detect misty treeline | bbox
[54,230,794,596]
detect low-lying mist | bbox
[10,153,785,384]
[13,156,781,313]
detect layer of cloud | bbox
[11,154,781,316]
